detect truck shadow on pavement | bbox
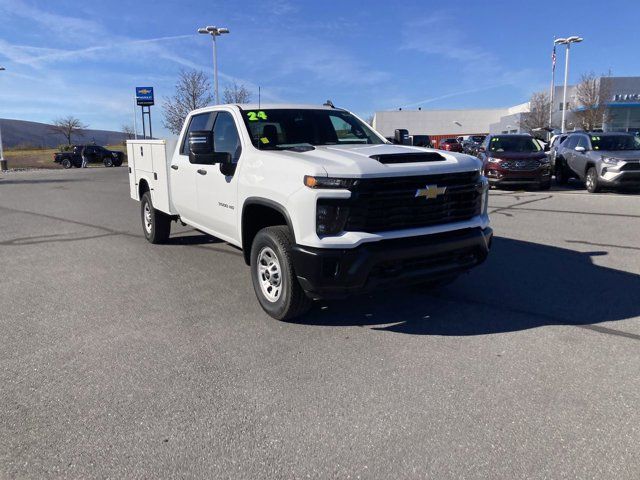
[295,236,640,338]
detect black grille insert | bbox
[370,152,446,164]
[320,171,483,233]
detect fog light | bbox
[317,203,349,236]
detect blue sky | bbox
[1,0,639,136]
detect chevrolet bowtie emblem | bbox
[415,184,447,199]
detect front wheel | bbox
[585,167,601,193]
[103,157,114,167]
[250,226,312,321]
[140,192,171,243]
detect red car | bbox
[438,138,463,152]
[478,134,551,190]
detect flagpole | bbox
[549,38,556,130]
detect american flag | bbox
[552,45,557,70]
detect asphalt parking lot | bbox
[1,167,639,479]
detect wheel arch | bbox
[138,177,151,200]
[241,198,295,265]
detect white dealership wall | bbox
[375,77,640,138]
[373,103,530,138]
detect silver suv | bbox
[554,132,640,192]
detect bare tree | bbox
[162,70,213,135]
[365,114,374,126]
[518,91,552,133]
[574,72,612,130]
[122,124,136,140]
[50,116,88,145]
[222,82,252,104]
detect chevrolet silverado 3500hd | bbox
[127,104,492,320]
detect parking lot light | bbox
[556,35,584,133]
[198,25,230,104]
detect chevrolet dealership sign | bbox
[136,87,154,106]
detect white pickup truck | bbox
[127,103,492,320]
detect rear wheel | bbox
[250,226,312,321]
[585,167,601,193]
[140,192,171,243]
[61,158,72,169]
[104,157,114,167]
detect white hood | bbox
[276,144,482,178]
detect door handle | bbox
[197,169,207,175]
[171,165,179,170]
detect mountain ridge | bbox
[0,118,129,148]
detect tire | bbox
[140,191,171,244]
[61,158,72,169]
[555,160,569,185]
[104,157,114,167]
[114,157,123,167]
[585,167,601,193]
[250,226,312,321]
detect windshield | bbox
[240,108,384,149]
[470,136,485,143]
[489,136,541,153]
[590,135,640,151]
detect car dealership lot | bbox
[1,168,639,479]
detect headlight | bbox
[316,202,350,236]
[480,178,489,215]
[602,156,621,165]
[304,176,356,189]
[487,157,502,163]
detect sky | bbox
[1,0,639,137]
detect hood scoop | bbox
[369,152,446,164]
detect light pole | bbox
[556,36,583,133]
[549,38,563,130]
[0,66,6,171]
[197,25,230,104]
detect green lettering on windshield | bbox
[247,111,268,121]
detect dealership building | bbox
[372,76,640,141]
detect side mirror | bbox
[574,146,586,153]
[188,130,216,164]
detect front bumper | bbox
[485,165,551,187]
[291,227,493,299]
[600,166,640,187]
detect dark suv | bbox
[554,132,640,192]
[478,134,551,190]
